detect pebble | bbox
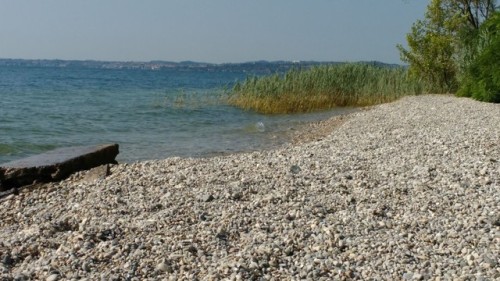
[46,274,59,281]
[200,194,215,202]
[0,95,499,280]
[156,262,171,273]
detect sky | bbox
[0,0,429,64]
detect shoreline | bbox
[1,94,498,280]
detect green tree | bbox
[398,0,497,93]
[445,0,496,29]
[397,0,458,92]
[458,11,500,102]
[446,0,497,73]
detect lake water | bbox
[0,64,352,163]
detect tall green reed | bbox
[229,63,425,114]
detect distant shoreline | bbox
[0,58,401,70]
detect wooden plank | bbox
[0,144,119,190]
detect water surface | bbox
[0,65,352,163]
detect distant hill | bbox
[0,58,401,72]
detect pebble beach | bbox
[1,95,499,280]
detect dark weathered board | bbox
[0,144,119,190]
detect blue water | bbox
[0,65,352,163]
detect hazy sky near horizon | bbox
[0,0,428,64]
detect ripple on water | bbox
[0,65,357,163]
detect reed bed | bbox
[229,63,425,114]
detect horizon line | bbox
[0,57,401,66]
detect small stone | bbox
[479,167,487,176]
[82,262,90,272]
[156,262,169,272]
[482,255,497,267]
[186,245,197,255]
[338,240,347,250]
[199,212,209,221]
[46,274,59,281]
[230,191,243,201]
[285,213,295,221]
[480,262,491,269]
[402,272,413,280]
[14,273,28,281]
[492,216,500,227]
[82,164,110,182]
[290,165,301,174]
[412,273,423,280]
[249,261,258,269]
[1,254,14,266]
[200,194,215,202]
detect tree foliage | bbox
[448,0,498,72]
[397,0,458,93]
[457,11,500,102]
[447,0,496,29]
[398,0,497,93]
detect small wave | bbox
[256,121,265,132]
[243,121,266,133]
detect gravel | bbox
[1,95,499,280]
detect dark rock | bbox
[199,212,209,221]
[493,216,500,227]
[0,144,119,190]
[216,231,228,241]
[1,253,14,266]
[290,165,301,174]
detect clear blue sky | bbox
[0,0,428,64]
